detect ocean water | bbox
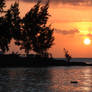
[0,59,92,92]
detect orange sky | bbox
[6,0,92,58]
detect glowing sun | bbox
[84,38,91,45]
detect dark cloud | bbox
[21,0,37,3]
[55,29,80,35]
[21,0,92,6]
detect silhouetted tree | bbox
[0,0,6,25]
[10,2,21,40]
[19,1,54,56]
[0,15,11,53]
[19,1,41,55]
[0,1,54,55]
[0,0,11,53]
[0,2,21,53]
[5,2,21,40]
[2,2,21,53]
[0,0,5,13]
[33,26,54,57]
[32,2,54,57]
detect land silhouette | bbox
[0,0,91,67]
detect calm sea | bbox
[0,58,92,92]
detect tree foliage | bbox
[0,0,11,52]
[5,2,21,40]
[0,0,5,13]
[33,26,54,57]
[0,1,21,53]
[19,1,54,56]
[17,2,54,55]
[0,1,54,57]
[32,2,54,56]
[19,1,41,54]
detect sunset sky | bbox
[7,0,92,58]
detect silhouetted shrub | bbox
[64,48,72,62]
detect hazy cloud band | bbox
[55,29,80,35]
[21,0,92,6]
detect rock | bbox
[71,81,78,83]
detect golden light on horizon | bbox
[84,38,91,45]
[75,22,92,35]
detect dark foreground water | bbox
[0,66,92,92]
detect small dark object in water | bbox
[71,81,78,83]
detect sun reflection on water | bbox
[82,68,92,91]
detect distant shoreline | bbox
[0,55,92,67]
[55,58,92,60]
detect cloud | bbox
[84,33,92,39]
[21,0,37,3]
[55,29,80,35]
[21,0,92,6]
[79,33,92,40]
[87,33,92,38]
